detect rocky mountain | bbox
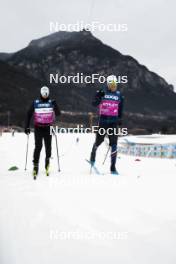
[0,52,14,61]
[0,60,43,126]
[0,30,176,133]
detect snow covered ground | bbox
[0,133,176,264]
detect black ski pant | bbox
[33,126,52,165]
[92,123,118,166]
[94,123,118,147]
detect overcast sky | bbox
[1,0,175,89]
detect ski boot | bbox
[45,158,50,176]
[90,144,97,165]
[33,163,39,180]
[110,163,118,175]
[110,144,118,175]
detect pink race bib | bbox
[34,108,55,125]
[99,100,119,116]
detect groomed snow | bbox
[0,133,176,264]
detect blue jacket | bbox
[92,88,124,124]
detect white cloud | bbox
[0,0,175,88]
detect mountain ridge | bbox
[0,30,176,132]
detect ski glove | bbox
[25,128,30,135]
[96,90,105,98]
[118,119,123,126]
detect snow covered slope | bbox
[0,133,176,264]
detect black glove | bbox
[24,128,30,135]
[96,90,105,98]
[118,119,123,126]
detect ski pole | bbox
[102,146,110,165]
[55,133,61,172]
[25,134,29,170]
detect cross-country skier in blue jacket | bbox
[90,75,124,174]
[24,86,60,178]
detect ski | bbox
[86,159,120,176]
[85,159,101,175]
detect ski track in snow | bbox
[0,133,176,264]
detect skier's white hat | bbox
[40,86,49,98]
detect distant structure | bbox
[119,135,176,159]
